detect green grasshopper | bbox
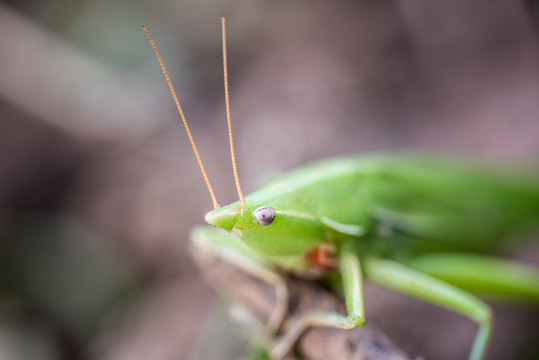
[144,19,539,360]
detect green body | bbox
[206,155,539,270]
[196,155,539,360]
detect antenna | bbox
[142,25,220,209]
[221,17,247,209]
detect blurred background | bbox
[1,1,539,359]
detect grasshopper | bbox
[143,19,539,360]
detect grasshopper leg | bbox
[365,258,492,360]
[408,253,539,302]
[271,243,365,359]
[191,226,287,335]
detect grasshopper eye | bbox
[253,206,276,226]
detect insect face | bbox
[205,197,326,257]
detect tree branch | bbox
[191,244,413,360]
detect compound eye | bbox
[253,206,276,226]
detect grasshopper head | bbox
[204,199,326,256]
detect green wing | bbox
[363,156,539,250]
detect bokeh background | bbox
[1,1,539,359]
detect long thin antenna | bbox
[221,17,247,209]
[142,25,220,209]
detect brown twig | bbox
[191,244,413,360]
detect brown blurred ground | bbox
[1,1,539,359]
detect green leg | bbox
[271,243,365,359]
[364,258,492,360]
[408,253,539,302]
[191,226,287,334]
